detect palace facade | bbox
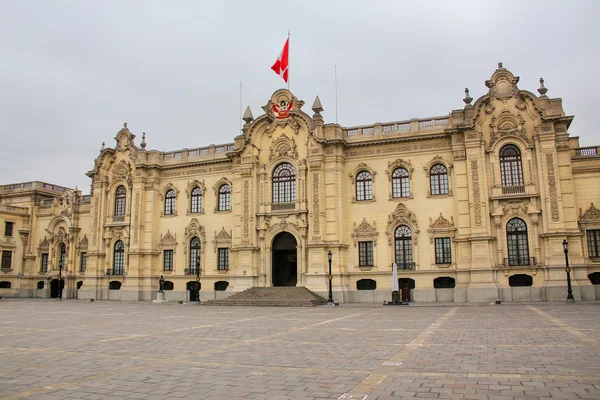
[2,64,600,303]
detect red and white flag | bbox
[271,37,289,83]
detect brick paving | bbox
[0,300,598,399]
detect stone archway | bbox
[272,232,297,287]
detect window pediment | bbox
[269,133,298,162]
[580,203,600,228]
[428,214,456,243]
[185,180,205,198]
[386,204,418,245]
[386,158,413,181]
[212,227,232,253]
[158,230,177,250]
[351,218,378,247]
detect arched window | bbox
[356,279,377,290]
[500,144,524,187]
[272,163,296,203]
[356,171,373,201]
[114,186,126,217]
[113,240,124,275]
[394,225,413,270]
[392,168,410,198]
[430,164,448,195]
[164,189,176,215]
[506,218,530,266]
[218,184,231,211]
[190,237,201,274]
[59,243,66,268]
[191,187,203,213]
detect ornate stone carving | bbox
[546,153,560,221]
[243,180,249,240]
[428,214,456,243]
[133,192,140,244]
[352,218,378,247]
[386,203,419,245]
[39,237,49,252]
[78,235,89,252]
[158,230,177,250]
[183,218,206,253]
[471,160,482,226]
[386,158,413,182]
[503,202,528,217]
[268,218,299,233]
[312,173,320,235]
[488,110,529,148]
[112,160,133,187]
[92,197,99,245]
[269,133,299,161]
[580,203,600,221]
[486,67,520,100]
[212,227,232,252]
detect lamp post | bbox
[58,261,63,300]
[196,255,201,303]
[562,240,575,303]
[327,251,333,303]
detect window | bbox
[1,251,12,269]
[356,171,373,201]
[114,186,126,217]
[190,237,201,274]
[506,218,530,266]
[214,281,229,291]
[500,144,524,187]
[272,163,296,203]
[508,274,533,287]
[218,248,229,270]
[356,279,377,290]
[394,225,413,269]
[109,281,121,290]
[218,184,231,211]
[0,281,11,289]
[358,241,373,267]
[163,250,173,271]
[191,187,203,213]
[392,168,410,198]
[430,164,449,195]
[435,237,452,264]
[59,243,66,268]
[40,253,48,273]
[587,230,600,258]
[4,221,13,237]
[163,281,174,291]
[164,189,176,215]
[433,277,456,288]
[113,240,124,275]
[37,281,45,289]
[80,252,87,272]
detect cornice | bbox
[344,132,449,148]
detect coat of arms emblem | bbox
[273,99,293,119]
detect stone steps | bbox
[204,286,327,307]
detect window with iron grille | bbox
[356,171,373,201]
[114,186,126,217]
[1,251,12,269]
[163,250,173,271]
[218,248,229,270]
[113,240,124,275]
[435,237,452,264]
[272,163,296,203]
[189,237,201,274]
[218,184,231,211]
[40,253,48,273]
[164,189,176,215]
[392,168,410,198]
[500,144,524,187]
[506,218,530,266]
[430,164,449,195]
[358,241,374,266]
[587,230,600,258]
[191,187,203,213]
[394,225,413,268]
[4,221,13,237]
[80,253,87,272]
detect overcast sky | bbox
[1,0,599,193]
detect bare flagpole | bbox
[288,29,290,90]
[239,81,243,133]
[335,65,338,124]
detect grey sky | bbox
[1,0,599,193]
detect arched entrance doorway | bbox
[398,278,415,302]
[272,232,297,286]
[50,279,64,298]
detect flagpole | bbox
[287,30,290,91]
[335,65,338,124]
[239,81,243,133]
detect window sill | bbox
[1,268,12,273]
[352,198,376,204]
[214,209,232,214]
[435,263,452,269]
[389,195,413,201]
[217,269,229,274]
[589,257,600,263]
[161,213,178,218]
[187,211,205,216]
[427,193,452,199]
[358,266,374,271]
[162,270,173,274]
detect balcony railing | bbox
[395,262,415,271]
[502,185,526,195]
[271,202,295,211]
[504,257,536,267]
[184,268,200,276]
[575,146,598,157]
[106,268,124,276]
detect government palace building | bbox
[1,64,600,303]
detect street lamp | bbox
[58,261,64,300]
[562,240,575,303]
[196,255,201,303]
[327,251,333,303]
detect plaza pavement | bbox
[0,299,599,400]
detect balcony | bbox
[271,202,295,212]
[504,257,536,267]
[574,146,598,157]
[395,262,415,271]
[491,184,536,199]
[502,185,525,195]
[184,268,200,276]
